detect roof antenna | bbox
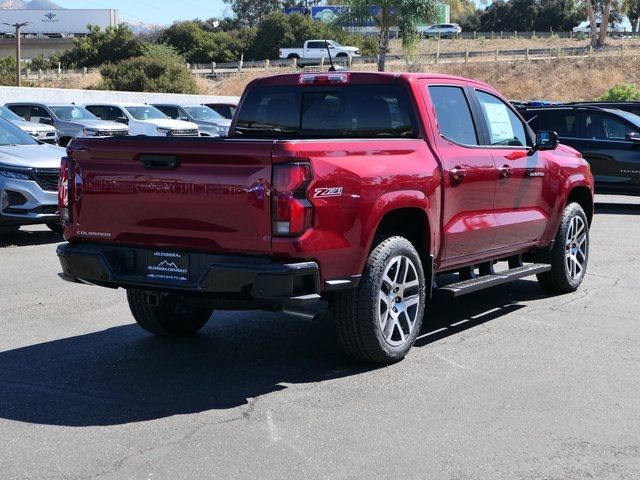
[325,40,336,72]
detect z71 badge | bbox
[314,187,343,198]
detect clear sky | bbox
[53,0,228,26]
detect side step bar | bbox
[438,263,551,298]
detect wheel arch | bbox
[566,185,594,226]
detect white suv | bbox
[83,103,199,137]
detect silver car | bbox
[0,106,58,144]
[153,104,231,137]
[0,117,67,234]
[5,103,129,147]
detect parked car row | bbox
[0,99,238,234]
[516,101,640,196]
[0,101,238,147]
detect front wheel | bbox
[329,236,426,364]
[536,202,589,293]
[126,289,213,336]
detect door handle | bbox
[449,166,467,182]
[499,165,513,178]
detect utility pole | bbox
[3,22,31,87]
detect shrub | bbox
[598,83,640,101]
[97,46,198,94]
[61,24,143,68]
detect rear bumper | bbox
[57,243,321,306]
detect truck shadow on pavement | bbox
[0,229,63,248]
[0,280,547,427]
[594,202,640,215]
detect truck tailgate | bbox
[66,138,274,254]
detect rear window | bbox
[234,84,418,139]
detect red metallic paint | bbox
[63,72,593,289]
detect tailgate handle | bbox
[140,155,180,170]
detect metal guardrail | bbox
[187,42,640,77]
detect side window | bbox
[107,106,127,121]
[539,111,577,138]
[155,106,173,118]
[307,42,323,49]
[476,91,527,147]
[602,115,637,141]
[428,85,478,146]
[30,106,52,123]
[7,105,29,120]
[86,106,105,119]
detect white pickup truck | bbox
[279,40,360,60]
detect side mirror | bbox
[536,131,559,151]
[625,132,640,142]
[178,116,189,121]
[40,117,54,125]
[115,116,129,124]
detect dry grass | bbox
[20,36,640,102]
[206,54,640,102]
[416,56,639,101]
[388,36,640,55]
[29,72,102,90]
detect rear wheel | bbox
[126,289,213,336]
[329,236,426,364]
[537,202,589,293]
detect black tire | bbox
[126,289,213,336]
[329,236,426,364]
[536,202,589,293]
[287,54,300,60]
[46,221,64,234]
[336,52,348,58]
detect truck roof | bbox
[251,72,496,92]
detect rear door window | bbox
[235,84,417,138]
[428,86,478,146]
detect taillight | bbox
[58,156,82,223]
[272,162,313,236]
[58,156,71,222]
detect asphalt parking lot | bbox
[1,195,639,480]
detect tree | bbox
[534,0,585,32]
[97,44,198,94]
[623,0,640,32]
[340,0,436,71]
[223,0,283,27]
[584,0,614,47]
[60,24,143,68]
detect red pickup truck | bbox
[57,72,594,364]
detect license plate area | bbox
[146,251,189,283]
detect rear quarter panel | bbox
[271,138,441,282]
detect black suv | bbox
[566,101,640,117]
[519,106,640,195]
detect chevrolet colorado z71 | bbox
[57,73,594,364]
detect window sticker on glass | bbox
[482,102,514,143]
